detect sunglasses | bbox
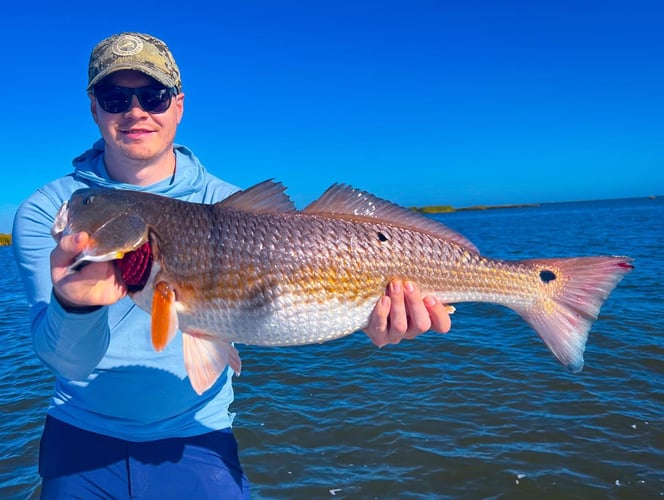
[93,85,177,114]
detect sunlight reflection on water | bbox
[2,197,663,498]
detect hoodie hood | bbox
[72,139,208,198]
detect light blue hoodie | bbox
[12,140,241,441]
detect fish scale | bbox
[52,180,633,394]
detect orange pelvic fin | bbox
[182,330,242,395]
[151,281,179,351]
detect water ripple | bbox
[2,197,664,498]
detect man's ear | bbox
[175,92,185,125]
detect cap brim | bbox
[87,63,178,91]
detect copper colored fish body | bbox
[52,181,634,394]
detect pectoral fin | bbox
[151,281,179,351]
[182,331,242,395]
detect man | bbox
[12,32,451,498]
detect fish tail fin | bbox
[516,256,633,371]
[182,331,242,395]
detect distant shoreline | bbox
[412,202,540,214]
[413,194,659,214]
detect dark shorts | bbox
[39,416,251,499]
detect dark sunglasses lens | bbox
[95,86,173,114]
[96,87,131,113]
[137,88,173,113]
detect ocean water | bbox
[1,196,662,499]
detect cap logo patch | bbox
[112,35,144,56]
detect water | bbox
[1,197,662,499]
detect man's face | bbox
[90,69,184,166]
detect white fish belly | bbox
[180,294,378,346]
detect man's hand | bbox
[364,279,452,347]
[51,231,127,309]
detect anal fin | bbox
[182,331,242,395]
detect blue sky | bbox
[1,1,662,233]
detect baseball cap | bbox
[87,32,182,92]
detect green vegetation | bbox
[412,203,539,214]
[413,205,455,214]
[0,234,11,246]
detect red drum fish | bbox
[51,180,633,394]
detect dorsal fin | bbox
[304,184,479,253]
[217,179,296,213]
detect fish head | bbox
[52,188,150,272]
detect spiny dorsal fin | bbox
[304,183,480,254]
[217,179,296,213]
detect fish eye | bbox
[83,195,95,206]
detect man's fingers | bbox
[386,280,408,342]
[51,231,127,307]
[402,281,432,338]
[424,296,453,333]
[52,232,89,268]
[365,295,391,347]
[364,279,455,347]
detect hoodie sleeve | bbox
[12,187,111,381]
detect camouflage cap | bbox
[87,32,182,92]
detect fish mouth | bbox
[68,232,144,273]
[67,240,153,292]
[68,249,128,273]
[66,231,140,274]
[66,241,154,292]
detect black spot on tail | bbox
[539,270,557,283]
